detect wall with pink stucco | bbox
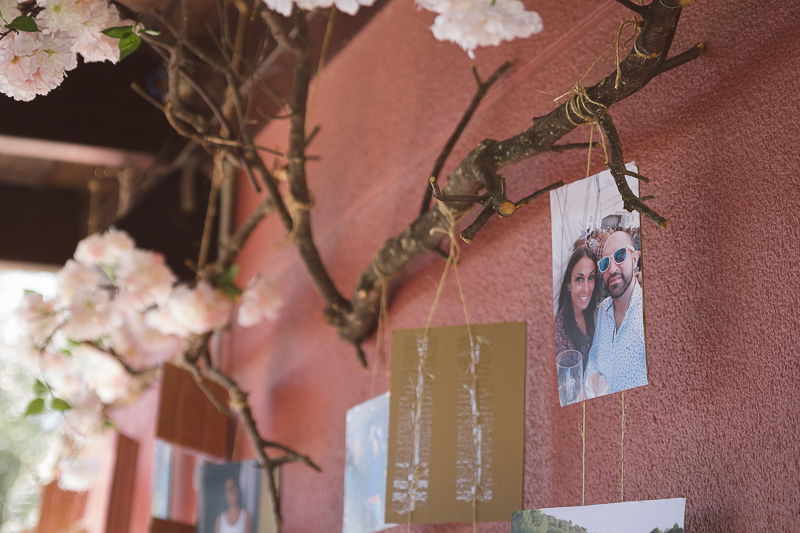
[129,0,800,531]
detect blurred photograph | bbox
[343,393,395,533]
[197,461,261,533]
[550,165,647,406]
[512,499,685,533]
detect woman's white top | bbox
[219,509,248,533]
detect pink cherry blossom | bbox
[16,291,61,345]
[238,276,283,327]
[60,288,113,341]
[115,249,176,311]
[74,227,135,266]
[56,260,104,308]
[0,30,77,101]
[107,311,181,368]
[147,281,233,336]
[38,0,130,63]
[76,343,131,404]
[57,454,99,492]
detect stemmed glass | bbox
[584,345,610,399]
[556,350,583,407]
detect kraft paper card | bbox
[512,498,686,533]
[386,322,526,524]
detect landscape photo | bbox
[512,499,685,533]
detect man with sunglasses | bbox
[587,230,647,395]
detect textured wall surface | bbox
[113,0,800,531]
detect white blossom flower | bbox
[74,227,135,266]
[0,0,21,21]
[76,343,131,404]
[107,311,181,368]
[56,260,104,308]
[61,288,113,341]
[238,276,282,327]
[262,0,376,18]
[146,281,232,337]
[16,291,61,345]
[41,351,84,402]
[0,30,77,101]
[115,249,176,311]
[62,390,103,436]
[418,0,542,59]
[38,0,129,63]
[57,454,99,492]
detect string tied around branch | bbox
[275,188,314,248]
[369,249,394,396]
[229,386,249,413]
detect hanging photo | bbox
[150,440,173,520]
[550,164,647,406]
[511,498,686,533]
[386,322,526,524]
[342,393,396,533]
[197,460,262,533]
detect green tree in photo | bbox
[512,510,589,533]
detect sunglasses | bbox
[598,246,635,273]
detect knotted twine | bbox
[274,188,314,248]
[369,250,394,397]
[553,16,646,506]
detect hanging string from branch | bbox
[620,390,627,502]
[406,200,477,532]
[370,251,393,397]
[581,401,587,506]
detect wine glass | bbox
[556,350,583,407]
[584,345,610,399]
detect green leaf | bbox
[139,29,161,36]
[24,398,44,416]
[221,264,239,286]
[33,379,47,397]
[6,16,38,32]
[51,398,72,411]
[102,418,117,432]
[219,284,243,301]
[118,32,141,61]
[101,25,133,39]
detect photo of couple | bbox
[550,165,648,406]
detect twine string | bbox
[274,188,314,248]
[370,251,393,397]
[620,391,626,502]
[407,199,476,532]
[581,401,586,506]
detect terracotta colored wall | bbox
[173,0,800,531]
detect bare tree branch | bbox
[418,61,512,217]
[327,0,702,357]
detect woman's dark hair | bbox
[225,477,243,508]
[557,246,600,350]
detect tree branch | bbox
[191,349,320,527]
[330,0,700,358]
[418,61,512,217]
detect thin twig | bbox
[418,61,512,217]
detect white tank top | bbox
[219,509,247,533]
